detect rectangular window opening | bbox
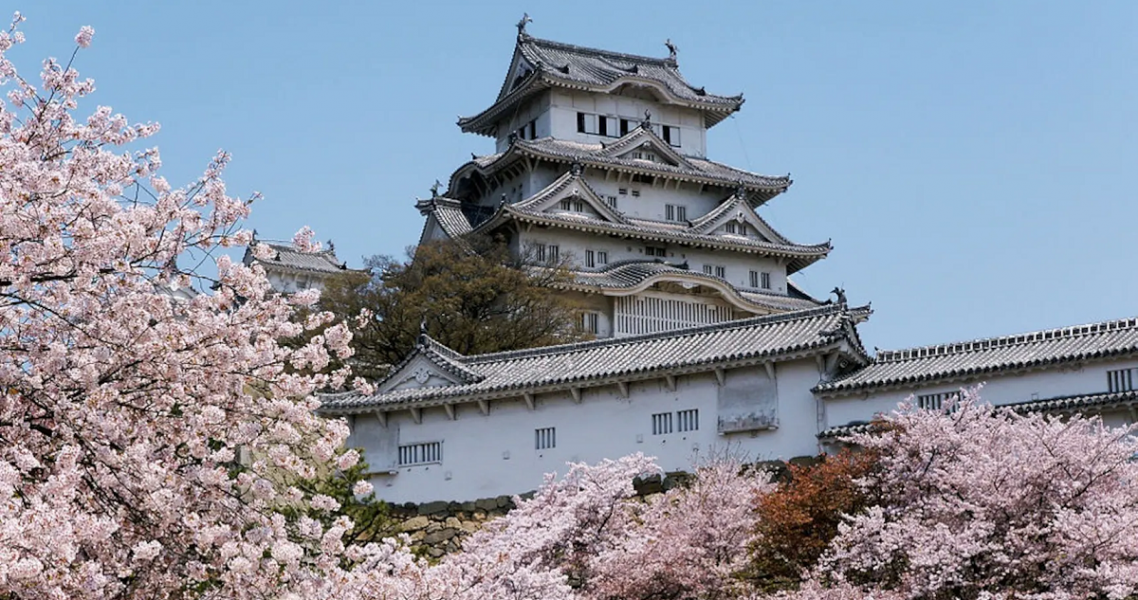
[1108,367,1138,392]
[585,249,596,268]
[651,412,674,435]
[597,251,609,265]
[398,442,442,467]
[677,409,699,432]
[536,427,556,450]
[581,312,599,334]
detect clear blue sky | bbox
[13,1,1137,353]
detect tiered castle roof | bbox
[459,34,744,136]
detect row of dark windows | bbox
[398,409,703,465]
[576,112,682,147]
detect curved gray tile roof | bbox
[460,35,743,135]
[565,261,821,312]
[815,316,1138,396]
[243,241,350,274]
[817,389,1138,439]
[491,203,830,273]
[517,137,790,191]
[320,304,871,413]
[451,133,790,202]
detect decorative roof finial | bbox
[735,181,747,199]
[570,162,583,176]
[419,317,428,338]
[430,180,441,198]
[516,13,532,37]
[665,38,678,62]
[641,109,652,130]
[831,286,848,306]
[327,239,335,252]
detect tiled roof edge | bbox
[875,316,1138,364]
[463,303,861,365]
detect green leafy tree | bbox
[319,236,587,379]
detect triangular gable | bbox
[496,46,536,102]
[598,127,698,171]
[375,336,484,395]
[689,193,794,245]
[513,171,630,225]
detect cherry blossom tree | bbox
[0,14,385,599]
[801,391,1138,600]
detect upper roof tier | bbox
[459,33,744,137]
[449,126,792,206]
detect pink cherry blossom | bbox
[74,25,94,48]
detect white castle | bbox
[317,22,1138,503]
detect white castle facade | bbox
[317,24,1138,503]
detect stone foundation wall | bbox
[389,459,818,558]
[390,495,519,558]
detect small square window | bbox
[535,427,556,450]
[597,251,608,265]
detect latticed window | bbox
[677,409,699,432]
[652,412,673,435]
[1108,367,1138,392]
[585,250,595,268]
[398,442,442,466]
[606,196,618,208]
[916,391,962,410]
[597,251,608,265]
[535,427,556,450]
[580,312,599,334]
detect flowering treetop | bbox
[0,13,381,599]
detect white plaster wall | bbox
[494,92,554,153]
[823,357,1138,429]
[264,269,327,294]
[548,90,707,157]
[584,177,731,221]
[352,358,828,503]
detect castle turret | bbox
[418,21,831,338]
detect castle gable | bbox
[375,336,484,395]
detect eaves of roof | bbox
[814,316,1138,397]
[817,389,1138,439]
[320,303,872,414]
[475,204,831,274]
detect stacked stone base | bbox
[391,496,517,558]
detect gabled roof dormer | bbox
[599,125,699,171]
[689,191,797,245]
[376,334,484,395]
[513,167,630,225]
